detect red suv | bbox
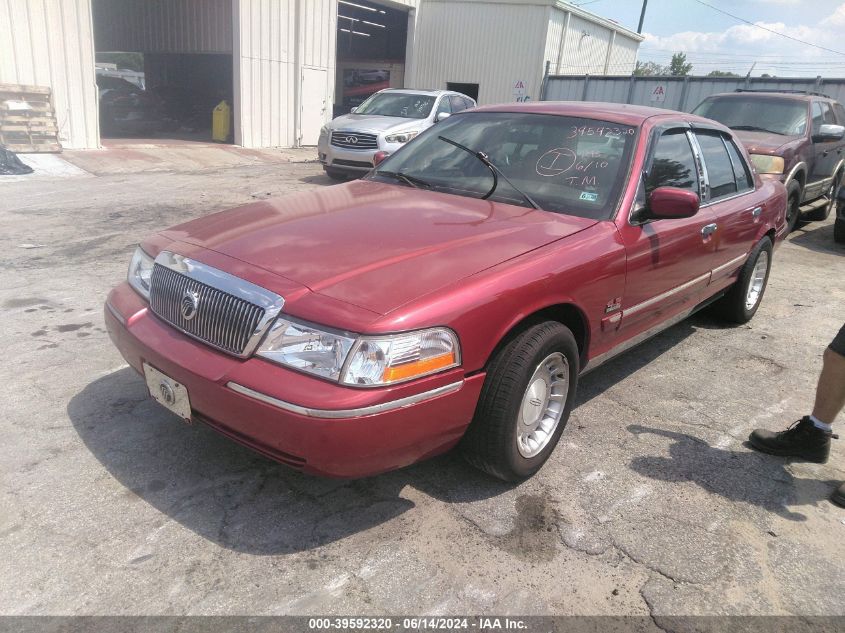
[105,102,787,481]
[693,90,845,232]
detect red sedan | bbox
[105,102,787,481]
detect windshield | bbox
[368,112,638,219]
[354,92,436,119]
[693,96,808,136]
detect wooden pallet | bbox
[0,84,61,153]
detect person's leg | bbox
[811,341,845,426]
[749,324,845,506]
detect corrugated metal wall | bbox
[410,0,641,105]
[411,1,550,104]
[542,75,845,111]
[93,0,232,53]
[544,5,640,76]
[0,0,98,149]
[234,0,336,148]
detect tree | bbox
[668,52,693,76]
[634,60,667,76]
[707,70,741,78]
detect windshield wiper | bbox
[729,125,783,135]
[378,170,433,190]
[437,135,542,210]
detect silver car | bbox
[318,88,476,180]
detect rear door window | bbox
[724,138,754,192]
[695,132,739,200]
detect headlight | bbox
[257,319,461,386]
[385,131,419,144]
[749,154,785,175]
[127,246,154,300]
[320,125,329,137]
[258,318,356,381]
[342,327,460,386]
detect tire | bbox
[460,321,579,482]
[806,171,841,221]
[712,236,773,324]
[324,168,346,182]
[785,180,802,233]
[835,218,845,244]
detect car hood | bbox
[731,130,803,154]
[330,113,426,134]
[160,181,595,315]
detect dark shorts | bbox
[831,324,845,357]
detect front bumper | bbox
[317,133,404,175]
[104,283,484,478]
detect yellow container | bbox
[212,100,231,142]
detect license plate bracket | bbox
[143,362,192,422]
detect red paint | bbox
[107,102,787,478]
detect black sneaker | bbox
[748,417,834,463]
[833,483,845,508]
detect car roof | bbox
[467,101,718,127]
[381,88,450,96]
[704,91,835,103]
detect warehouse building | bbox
[0,0,641,151]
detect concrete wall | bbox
[0,0,99,149]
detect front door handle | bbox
[750,206,762,218]
[701,223,718,238]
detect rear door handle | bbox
[701,223,718,238]
[750,206,762,218]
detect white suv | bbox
[318,88,476,180]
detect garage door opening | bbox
[92,0,234,145]
[447,82,479,102]
[334,0,409,118]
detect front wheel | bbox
[712,236,773,324]
[324,168,346,182]
[461,321,579,482]
[785,180,802,233]
[835,218,845,244]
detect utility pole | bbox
[637,0,648,34]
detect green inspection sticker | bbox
[579,191,598,202]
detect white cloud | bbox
[640,2,845,77]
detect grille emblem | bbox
[343,135,358,144]
[180,289,200,321]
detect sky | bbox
[570,0,845,77]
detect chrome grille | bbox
[331,131,378,150]
[150,264,266,357]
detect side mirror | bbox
[435,112,451,123]
[813,123,845,142]
[646,187,700,220]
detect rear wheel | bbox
[461,321,579,482]
[712,236,773,324]
[785,180,802,233]
[807,171,841,221]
